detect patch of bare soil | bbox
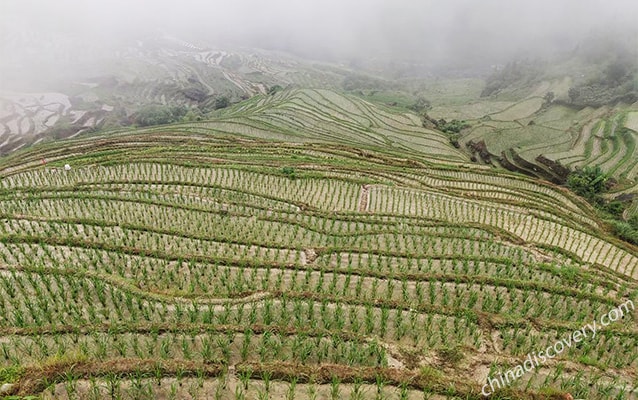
[358,184,370,212]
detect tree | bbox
[214,96,230,110]
[134,105,187,127]
[136,108,169,126]
[183,109,203,122]
[267,85,283,95]
[543,91,555,105]
[281,166,296,180]
[433,119,470,134]
[567,165,608,203]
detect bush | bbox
[566,166,638,245]
[437,345,464,365]
[436,119,470,134]
[182,109,203,122]
[281,167,296,179]
[604,201,625,217]
[134,105,187,127]
[567,165,608,203]
[267,85,283,95]
[609,220,638,245]
[214,96,230,110]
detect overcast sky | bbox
[1,0,637,87]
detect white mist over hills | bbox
[2,0,637,90]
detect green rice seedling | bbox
[351,377,365,400]
[330,375,341,400]
[286,376,298,400]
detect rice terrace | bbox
[0,87,635,399]
[1,1,638,399]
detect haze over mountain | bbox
[2,0,638,90]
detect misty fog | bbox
[1,0,637,90]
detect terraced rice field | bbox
[0,36,356,157]
[455,79,638,215]
[0,90,636,399]
[0,92,108,154]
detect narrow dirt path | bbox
[359,184,370,212]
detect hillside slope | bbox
[430,77,638,220]
[0,90,636,399]
[0,35,356,155]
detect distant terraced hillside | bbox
[0,36,355,155]
[0,90,636,399]
[204,88,468,163]
[432,78,638,219]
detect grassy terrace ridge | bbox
[0,89,637,399]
